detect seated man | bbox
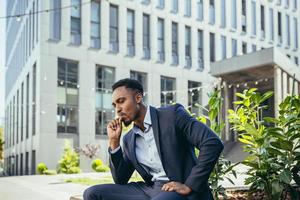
[84,78,224,200]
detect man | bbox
[84,78,223,200]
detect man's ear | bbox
[135,93,143,104]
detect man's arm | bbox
[107,118,135,184]
[174,104,224,193]
[109,144,135,184]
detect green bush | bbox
[228,88,300,200]
[44,169,57,175]
[91,159,110,172]
[58,140,81,174]
[37,162,48,174]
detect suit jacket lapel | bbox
[128,131,150,178]
[150,106,163,160]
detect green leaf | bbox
[279,169,292,184]
[244,98,250,107]
[268,131,285,140]
[266,147,284,156]
[270,141,293,151]
[238,138,254,145]
[263,117,280,124]
[245,123,258,137]
[233,101,244,105]
[236,93,246,99]
[259,91,274,103]
[209,109,217,121]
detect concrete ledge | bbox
[70,195,83,200]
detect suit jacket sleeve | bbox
[174,104,224,193]
[109,138,135,184]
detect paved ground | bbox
[0,165,249,200]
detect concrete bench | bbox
[70,195,83,200]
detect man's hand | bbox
[107,118,122,150]
[162,182,192,195]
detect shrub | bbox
[37,162,48,174]
[58,140,81,174]
[44,169,57,175]
[91,159,110,172]
[228,88,300,200]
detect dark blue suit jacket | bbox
[109,104,224,200]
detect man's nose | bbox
[116,106,122,114]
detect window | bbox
[209,0,215,24]
[95,66,115,135]
[161,76,176,106]
[36,0,39,42]
[16,154,19,175]
[172,22,178,65]
[130,71,148,103]
[71,0,81,45]
[25,152,29,175]
[91,0,101,49]
[157,18,165,62]
[32,63,36,136]
[198,30,204,70]
[188,81,202,116]
[286,14,290,47]
[220,0,226,28]
[197,0,203,21]
[26,74,29,139]
[171,0,178,13]
[269,8,274,41]
[294,17,298,49]
[13,96,15,145]
[231,0,237,29]
[141,0,150,4]
[185,0,191,17]
[278,12,282,43]
[261,5,265,38]
[221,36,226,59]
[143,14,150,59]
[293,0,297,10]
[210,33,215,62]
[185,26,191,67]
[50,0,61,40]
[21,82,24,142]
[31,150,36,175]
[242,42,247,54]
[16,90,19,144]
[284,0,289,8]
[109,5,119,52]
[295,57,299,65]
[20,153,23,175]
[252,44,257,52]
[57,58,79,134]
[232,39,237,56]
[242,0,246,32]
[157,0,165,9]
[127,9,135,56]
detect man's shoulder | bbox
[156,103,183,112]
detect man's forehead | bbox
[112,86,133,100]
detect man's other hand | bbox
[162,181,192,195]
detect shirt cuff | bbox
[109,146,121,154]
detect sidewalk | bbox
[0,164,249,200]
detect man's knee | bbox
[83,185,104,200]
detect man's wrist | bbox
[109,139,120,150]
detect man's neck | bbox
[134,104,147,132]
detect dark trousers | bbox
[83,181,187,200]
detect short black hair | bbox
[112,78,144,95]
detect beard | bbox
[123,119,132,127]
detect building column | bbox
[282,71,288,99]
[274,66,282,118]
